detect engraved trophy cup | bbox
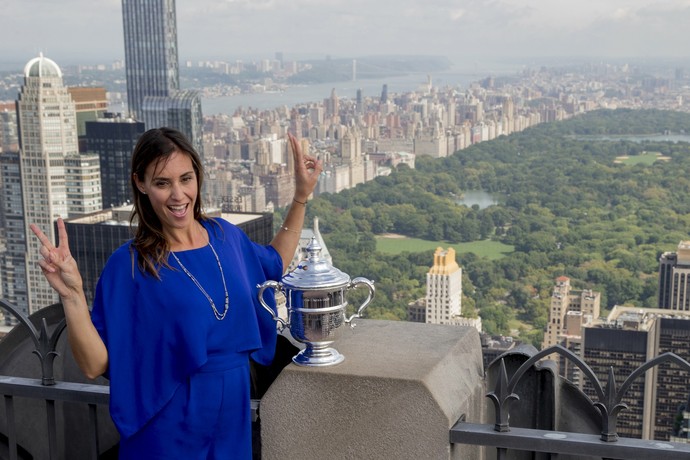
[257,237,375,366]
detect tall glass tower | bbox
[121,0,204,156]
[122,0,179,120]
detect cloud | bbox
[2,0,690,64]
[449,9,466,21]
[564,2,690,56]
[611,8,637,21]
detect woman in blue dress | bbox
[30,127,322,459]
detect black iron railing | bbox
[3,300,690,459]
[0,299,110,459]
[0,375,109,460]
[450,344,690,459]
[450,417,689,459]
[0,300,66,386]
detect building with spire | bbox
[15,54,78,314]
[0,54,103,319]
[324,88,339,121]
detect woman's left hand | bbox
[288,132,322,201]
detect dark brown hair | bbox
[130,127,206,278]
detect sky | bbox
[2,0,690,67]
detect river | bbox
[201,65,521,116]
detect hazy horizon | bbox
[2,0,690,68]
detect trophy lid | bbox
[282,236,350,290]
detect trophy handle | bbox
[257,280,288,331]
[344,277,375,326]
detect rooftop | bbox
[24,53,62,79]
[66,204,266,227]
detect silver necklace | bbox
[170,242,229,320]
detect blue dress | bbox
[90,218,282,459]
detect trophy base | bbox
[292,347,344,367]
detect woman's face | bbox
[134,150,198,235]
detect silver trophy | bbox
[257,237,375,366]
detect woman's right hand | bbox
[31,218,108,380]
[30,218,84,299]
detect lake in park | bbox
[456,190,502,209]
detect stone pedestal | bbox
[260,319,485,459]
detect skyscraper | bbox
[0,151,26,321]
[406,247,480,329]
[16,54,78,314]
[65,154,103,217]
[67,87,108,142]
[325,88,339,119]
[122,0,179,120]
[582,318,648,439]
[542,276,600,385]
[121,0,203,155]
[581,306,690,441]
[657,241,690,310]
[85,115,145,208]
[380,84,389,104]
[142,90,203,155]
[426,247,462,325]
[0,103,19,152]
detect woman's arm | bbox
[270,133,322,271]
[30,218,108,379]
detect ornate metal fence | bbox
[0,300,66,385]
[0,299,108,459]
[450,344,690,459]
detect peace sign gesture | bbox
[30,218,107,379]
[29,218,83,300]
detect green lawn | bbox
[375,235,514,260]
[616,152,669,165]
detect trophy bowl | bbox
[257,237,374,366]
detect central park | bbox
[276,108,690,347]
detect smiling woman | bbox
[29,127,322,459]
[133,150,201,250]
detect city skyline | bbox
[2,0,690,67]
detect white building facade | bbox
[425,247,462,325]
[17,54,78,313]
